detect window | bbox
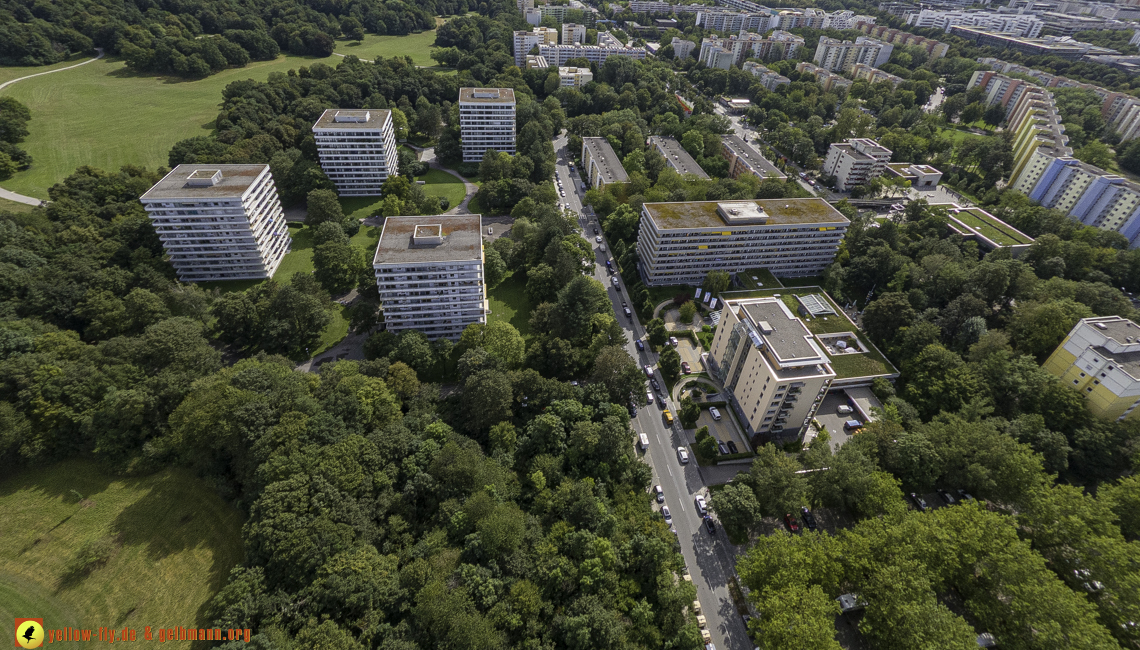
[1087,387,1093,392]
[1080,372,1086,377]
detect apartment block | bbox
[699,31,803,68]
[708,296,834,439]
[373,215,487,340]
[562,23,586,44]
[513,28,557,66]
[671,37,697,59]
[538,42,647,65]
[648,136,710,179]
[949,27,1116,59]
[539,4,568,21]
[459,88,516,163]
[812,36,892,73]
[855,23,950,59]
[635,198,849,285]
[795,62,852,92]
[558,66,593,87]
[715,0,767,12]
[695,9,772,32]
[1023,155,1140,243]
[1043,316,1140,421]
[742,61,790,91]
[525,7,542,25]
[139,165,290,282]
[850,63,904,88]
[312,109,398,197]
[699,38,737,69]
[822,139,892,191]
[906,9,1043,37]
[581,137,629,191]
[722,134,787,181]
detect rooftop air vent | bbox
[412,224,444,247]
[333,111,370,123]
[1095,322,1108,330]
[185,169,222,187]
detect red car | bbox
[783,513,800,533]
[681,361,691,374]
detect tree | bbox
[752,585,842,650]
[391,330,434,375]
[960,101,984,125]
[313,240,366,295]
[591,346,645,405]
[1074,141,1114,169]
[305,188,346,227]
[554,276,611,344]
[645,318,668,349]
[982,102,1005,128]
[1008,299,1093,360]
[463,369,514,433]
[862,292,916,345]
[485,248,507,288]
[678,301,697,325]
[746,444,808,518]
[902,345,986,420]
[710,482,760,540]
[482,321,526,369]
[385,361,420,403]
[702,270,731,296]
[391,108,409,140]
[658,347,681,381]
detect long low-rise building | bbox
[855,23,950,59]
[581,137,629,191]
[906,9,1043,37]
[649,136,710,179]
[636,198,849,285]
[538,42,647,66]
[721,134,787,181]
[796,62,852,92]
[850,63,904,88]
[949,27,1117,59]
[374,215,487,340]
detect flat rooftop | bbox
[1087,317,1140,380]
[374,215,484,265]
[582,137,629,184]
[312,109,390,130]
[722,135,786,180]
[644,198,849,230]
[649,136,710,179]
[737,298,828,366]
[140,164,268,200]
[459,87,516,104]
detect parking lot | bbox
[815,391,862,452]
[694,408,751,453]
[675,338,704,373]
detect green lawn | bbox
[779,275,825,288]
[341,196,386,223]
[738,268,782,290]
[467,193,486,215]
[418,169,467,208]
[950,208,1032,245]
[333,30,439,66]
[0,53,94,84]
[488,271,533,338]
[0,460,244,648]
[274,224,316,279]
[0,197,35,213]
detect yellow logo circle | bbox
[15,620,44,649]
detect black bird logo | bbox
[22,626,36,642]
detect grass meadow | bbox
[0,460,243,648]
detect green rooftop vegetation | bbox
[645,198,847,230]
[950,208,1033,246]
[738,268,783,290]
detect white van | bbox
[646,391,654,404]
[639,432,650,450]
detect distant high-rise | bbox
[459,88,517,163]
[312,109,398,197]
[139,165,290,282]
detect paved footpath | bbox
[0,48,105,206]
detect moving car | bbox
[653,485,664,503]
[624,307,632,319]
[593,226,599,235]
[801,506,818,532]
[783,513,800,533]
[677,446,689,464]
[663,409,674,425]
[662,506,672,525]
[710,407,722,421]
[646,391,654,404]
[695,495,707,516]
[910,492,929,512]
[650,378,661,391]
[645,365,654,376]
[726,440,738,454]
[937,488,956,505]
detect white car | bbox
[669,336,679,347]
[837,405,854,415]
[595,235,603,243]
[710,407,722,421]
[654,485,665,503]
[695,495,707,516]
[645,365,654,377]
[662,506,672,524]
[677,446,689,464]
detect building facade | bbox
[459,88,517,163]
[708,296,835,439]
[850,63,904,87]
[139,165,291,282]
[1043,316,1140,420]
[312,109,398,197]
[373,215,487,340]
[796,62,852,92]
[648,136,710,179]
[562,23,586,44]
[721,134,787,181]
[742,61,790,91]
[855,23,950,59]
[906,9,1043,37]
[558,66,593,87]
[636,198,849,285]
[581,137,629,191]
[671,37,697,59]
[812,36,893,72]
[538,42,647,65]
[822,139,892,191]
[949,27,1115,59]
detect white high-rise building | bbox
[514,28,556,66]
[139,165,291,282]
[812,36,893,72]
[671,37,696,59]
[562,23,586,44]
[373,215,487,340]
[312,109,398,197]
[822,138,893,191]
[459,88,517,163]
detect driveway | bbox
[814,392,862,453]
[694,409,750,452]
[676,339,704,372]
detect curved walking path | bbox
[409,145,479,214]
[0,48,105,206]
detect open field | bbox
[0,53,93,85]
[334,31,438,66]
[0,197,35,213]
[488,271,533,338]
[0,30,445,199]
[418,169,467,208]
[0,460,243,648]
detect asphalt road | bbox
[554,133,752,650]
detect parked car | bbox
[662,506,672,525]
[837,405,854,415]
[653,485,664,503]
[595,235,602,243]
[681,361,691,374]
[628,402,637,417]
[783,513,800,533]
[645,365,654,377]
[593,226,599,235]
[487,226,493,235]
[692,600,702,615]
[957,488,975,503]
[695,495,707,516]
[677,446,689,464]
[717,441,729,455]
[910,492,929,512]
[710,407,722,421]
[669,336,679,347]
[696,614,707,629]
[624,307,632,318]
[704,516,716,534]
[801,506,818,531]
[937,488,957,505]
[726,440,738,454]
[636,340,645,351]
[651,378,661,391]
[612,276,620,289]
